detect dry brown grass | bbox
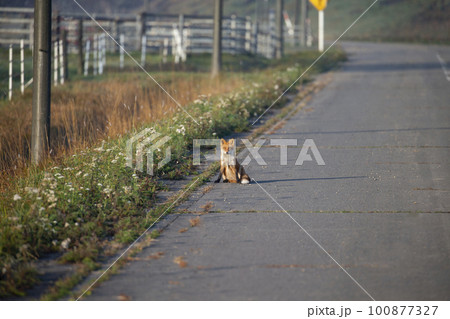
[189,216,201,227]
[0,72,244,188]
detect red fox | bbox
[214,138,250,184]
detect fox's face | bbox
[220,138,236,158]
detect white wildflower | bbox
[13,194,22,201]
[61,238,71,250]
[122,186,131,194]
[25,187,39,194]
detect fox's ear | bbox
[221,138,226,144]
[229,139,235,145]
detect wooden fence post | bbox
[141,34,147,66]
[162,38,169,63]
[252,21,258,54]
[62,29,68,81]
[59,38,64,84]
[230,15,236,54]
[9,44,13,100]
[55,10,60,40]
[102,34,105,73]
[178,14,184,51]
[77,18,83,75]
[136,12,145,51]
[211,0,223,78]
[275,0,284,59]
[245,16,251,53]
[112,18,119,53]
[20,39,25,94]
[300,0,307,47]
[119,34,124,69]
[54,40,58,85]
[84,39,90,76]
[98,34,103,75]
[268,9,275,58]
[93,34,98,75]
[29,21,34,51]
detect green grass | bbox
[0,47,346,298]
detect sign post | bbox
[308,0,327,52]
[318,9,324,52]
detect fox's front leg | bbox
[214,166,225,183]
[235,166,240,183]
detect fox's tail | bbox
[239,166,250,184]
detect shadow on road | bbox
[253,176,367,184]
[343,62,442,72]
[280,127,450,135]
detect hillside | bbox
[1,0,449,43]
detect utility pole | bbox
[275,0,283,59]
[211,0,222,78]
[300,0,307,47]
[31,0,52,164]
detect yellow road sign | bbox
[309,0,328,11]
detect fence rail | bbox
[1,6,303,59]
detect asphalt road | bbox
[85,42,450,300]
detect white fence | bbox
[0,7,303,59]
[1,7,308,99]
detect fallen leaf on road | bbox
[118,294,131,301]
[189,216,201,227]
[173,256,188,268]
